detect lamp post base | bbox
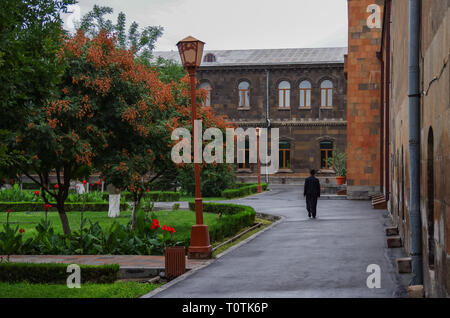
[257,185,262,193]
[188,224,212,259]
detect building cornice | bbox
[198,63,344,72]
[229,119,347,127]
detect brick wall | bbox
[346,0,384,199]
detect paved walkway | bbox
[149,185,410,298]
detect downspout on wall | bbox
[265,69,270,184]
[408,0,423,286]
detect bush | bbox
[0,185,40,202]
[178,164,236,197]
[0,202,128,212]
[0,210,181,256]
[188,202,256,242]
[120,191,180,202]
[0,262,119,284]
[221,183,268,199]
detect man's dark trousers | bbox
[306,195,318,218]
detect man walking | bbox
[304,169,321,218]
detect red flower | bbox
[44,203,53,211]
[83,180,87,185]
[146,189,150,192]
[19,228,25,234]
[168,227,175,234]
[151,219,160,230]
[54,184,59,189]
[97,180,101,185]
[34,190,40,196]
[7,209,12,213]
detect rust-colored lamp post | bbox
[256,128,262,193]
[177,36,212,259]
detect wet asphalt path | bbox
[151,185,409,298]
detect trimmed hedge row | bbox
[0,202,128,212]
[188,202,256,242]
[221,183,268,199]
[118,191,180,202]
[0,262,120,284]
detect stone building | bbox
[155,47,348,186]
[347,0,450,297]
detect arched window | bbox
[278,81,291,108]
[279,141,291,169]
[238,81,250,108]
[299,80,311,108]
[203,53,216,63]
[320,141,333,169]
[199,82,212,107]
[427,127,435,269]
[320,80,333,107]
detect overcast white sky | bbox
[63,0,348,52]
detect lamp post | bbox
[177,36,212,259]
[256,128,262,193]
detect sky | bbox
[62,0,348,52]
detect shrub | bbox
[178,164,236,197]
[0,262,119,284]
[188,202,256,242]
[0,202,128,212]
[221,183,268,199]
[120,191,180,202]
[0,185,41,202]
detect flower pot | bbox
[165,246,186,279]
[336,176,346,185]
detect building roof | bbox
[153,47,348,67]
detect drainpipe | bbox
[408,0,423,286]
[265,69,270,184]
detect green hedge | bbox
[221,183,268,199]
[0,262,120,284]
[114,191,180,202]
[0,202,128,212]
[188,202,256,242]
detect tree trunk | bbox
[130,191,143,230]
[57,201,71,235]
[131,201,137,230]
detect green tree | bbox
[78,5,163,61]
[0,0,76,183]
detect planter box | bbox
[165,246,186,279]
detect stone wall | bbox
[382,0,450,297]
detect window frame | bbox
[279,141,291,169]
[299,80,312,108]
[320,140,334,169]
[278,81,291,108]
[238,81,250,108]
[238,140,250,169]
[320,80,333,108]
[199,82,212,108]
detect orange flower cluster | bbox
[75,142,94,166]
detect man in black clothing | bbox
[303,169,321,218]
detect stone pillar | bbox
[346,0,384,199]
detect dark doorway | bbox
[427,127,435,269]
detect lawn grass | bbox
[212,217,273,257]
[0,281,160,298]
[0,210,223,241]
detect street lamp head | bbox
[176,36,205,71]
